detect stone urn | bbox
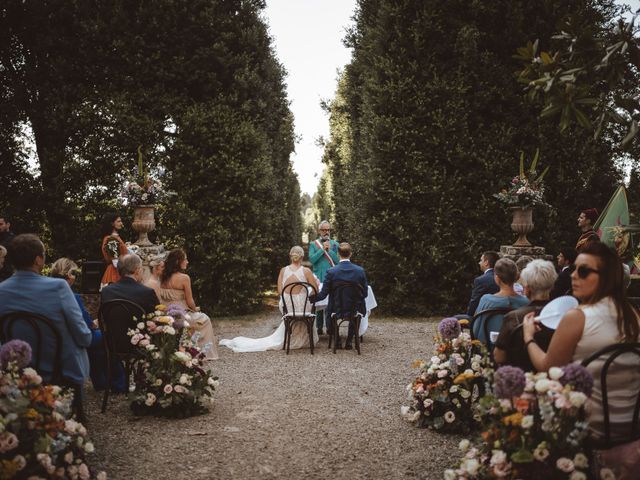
[132,205,156,246]
[510,206,533,247]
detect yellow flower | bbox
[471,340,482,346]
[23,408,39,419]
[155,304,167,311]
[411,359,425,369]
[458,319,469,325]
[503,412,523,426]
[156,316,173,324]
[453,373,475,384]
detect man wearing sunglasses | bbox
[576,208,600,252]
[309,220,339,335]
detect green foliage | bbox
[322,0,623,314]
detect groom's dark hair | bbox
[338,242,352,258]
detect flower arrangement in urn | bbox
[401,318,494,433]
[494,149,550,209]
[128,304,218,418]
[0,340,106,479]
[120,146,166,206]
[444,364,593,480]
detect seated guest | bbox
[523,242,640,476]
[101,253,160,313]
[0,245,7,280]
[473,258,529,343]
[513,255,533,296]
[550,247,576,299]
[159,249,218,359]
[493,259,557,370]
[50,258,125,392]
[466,250,500,317]
[310,242,368,350]
[143,254,165,300]
[0,234,92,387]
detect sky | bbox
[262,0,358,196]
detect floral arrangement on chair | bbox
[0,340,106,479]
[445,364,593,479]
[120,146,166,206]
[401,318,494,433]
[494,149,550,209]
[127,304,218,418]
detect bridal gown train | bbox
[219,265,318,352]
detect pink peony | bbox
[163,384,173,394]
[0,432,19,453]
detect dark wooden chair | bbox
[471,307,513,348]
[98,299,145,413]
[281,281,317,355]
[0,311,86,422]
[327,281,365,354]
[581,342,640,449]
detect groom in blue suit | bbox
[310,242,368,349]
[466,250,500,316]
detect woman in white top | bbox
[220,246,320,352]
[523,242,640,477]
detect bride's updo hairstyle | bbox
[289,246,304,263]
[161,248,187,284]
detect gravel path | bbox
[85,310,460,479]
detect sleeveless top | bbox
[573,296,640,440]
[280,265,311,315]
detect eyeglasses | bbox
[319,228,331,232]
[569,264,600,279]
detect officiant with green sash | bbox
[309,220,339,335]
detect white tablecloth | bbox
[314,285,377,336]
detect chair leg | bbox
[308,321,314,355]
[333,320,338,354]
[282,321,288,350]
[101,351,112,414]
[355,319,361,355]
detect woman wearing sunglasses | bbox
[50,257,126,393]
[523,243,640,474]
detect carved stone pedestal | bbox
[499,244,553,262]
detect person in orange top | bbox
[99,213,128,288]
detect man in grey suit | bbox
[466,251,500,316]
[0,234,92,385]
[100,254,159,313]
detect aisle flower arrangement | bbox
[494,149,550,209]
[0,340,106,479]
[401,318,494,433]
[444,364,593,479]
[128,304,218,418]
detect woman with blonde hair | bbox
[50,257,126,392]
[220,246,320,352]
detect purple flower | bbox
[561,363,594,396]
[166,303,187,318]
[0,340,32,369]
[438,317,461,340]
[493,366,526,399]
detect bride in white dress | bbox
[219,246,320,352]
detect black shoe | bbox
[317,328,324,336]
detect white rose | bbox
[84,442,95,453]
[444,469,456,480]
[458,439,470,452]
[400,406,410,416]
[535,379,551,393]
[490,450,507,466]
[179,374,189,385]
[548,367,564,380]
[449,385,459,393]
[423,399,433,409]
[573,453,588,469]
[461,458,480,476]
[556,458,575,473]
[599,468,616,480]
[569,472,586,480]
[569,391,587,408]
[471,361,481,371]
[521,415,534,429]
[136,322,145,329]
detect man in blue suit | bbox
[466,251,500,316]
[101,253,159,313]
[0,234,92,385]
[311,242,368,350]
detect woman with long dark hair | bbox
[523,242,640,475]
[99,213,127,288]
[159,248,218,360]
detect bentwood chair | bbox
[328,281,366,354]
[281,282,317,355]
[0,311,86,422]
[581,342,640,450]
[471,307,513,348]
[98,299,145,413]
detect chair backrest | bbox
[0,311,64,383]
[81,260,106,294]
[281,281,317,317]
[330,281,365,320]
[581,342,640,446]
[99,299,145,356]
[471,307,513,345]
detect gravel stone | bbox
[85,310,462,479]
